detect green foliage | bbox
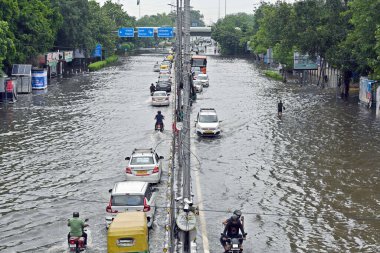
[263,70,283,81]
[0,21,16,69]
[212,13,255,55]
[190,10,205,27]
[88,55,118,71]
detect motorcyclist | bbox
[150,83,156,94]
[67,212,88,246]
[222,210,244,227]
[154,111,165,129]
[220,214,246,252]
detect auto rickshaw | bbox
[107,212,149,253]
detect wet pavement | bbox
[0,51,379,253]
[191,55,380,252]
[0,54,173,252]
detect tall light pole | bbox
[225,0,227,17]
[218,0,220,20]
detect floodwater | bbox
[192,55,380,252]
[0,54,173,252]
[0,51,379,253]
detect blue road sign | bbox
[93,44,102,57]
[118,27,134,37]
[157,27,174,38]
[138,27,154,38]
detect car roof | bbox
[199,108,217,115]
[112,181,148,195]
[198,74,208,77]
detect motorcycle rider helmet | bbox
[158,111,161,114]
[73,212,79,218]
[233,210,242,218]
[231,214,239,222]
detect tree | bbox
[14,0,62,63]
[212,13,254,55]
[190,10,205,27]
[0,21,16,70]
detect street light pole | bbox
[182,0,192,251]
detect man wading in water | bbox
[278,100,285,119]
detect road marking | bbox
[194,166,210,253]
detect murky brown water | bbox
[191,56,380,252]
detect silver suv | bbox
[125,148,164,183]
[195,108,221,136]
[105,181,157,228]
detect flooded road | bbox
[0,54,173,252]
[191,56,380,252]
[1,51,379,253]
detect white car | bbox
[197,74,209,87]
[193,80,203,93]
[125,148,164,183]
[105,181,157,228]
[152,91,170,106]
[153,63,160,72]
[195,108,221,136]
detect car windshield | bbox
[192,67,200,72]
[199,115,218,123]
[154,92,166,96]
[198,75,207,80]
[130,156,154,165]
[160,76,169,80]
[111,195,144,206]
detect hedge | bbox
[88,55,119,71]
[263,70,283,81]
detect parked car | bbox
[125,148,164,183]
[151,91,170,106]
[197,74,209,87]
[193,80,203,93]
[195,108,221,136]
[158,74,172,83]
[159,69,171,75]
[105,181,157,228]
[155,81,172,93]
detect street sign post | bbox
[138,28,154,38]
[157,27,174,38]
[118,27,134,37]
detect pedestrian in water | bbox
[278,100,285,118]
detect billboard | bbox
[293,52,318,70]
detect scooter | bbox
[155,122,164,132]
[68,219,89,253]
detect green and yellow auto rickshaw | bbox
[107,212,149,253]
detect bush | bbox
[88,55,118,71]
[263,70,283,81]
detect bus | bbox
[191,55,207,74]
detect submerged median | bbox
[263,70,283,81]
[88,55,119,71]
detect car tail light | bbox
[143,197,151,212]
[152,166,159,174]
[126,167,132,174]
[106,199,118,213]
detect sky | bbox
[96,0,288,25]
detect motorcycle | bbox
[155,122,164,132]
[221,233,246,253]
[68,219,89,253]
